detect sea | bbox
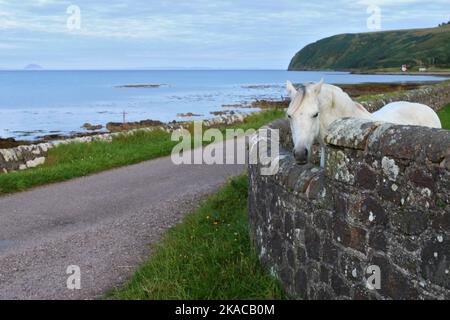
[0,70,445,140]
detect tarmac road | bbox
[0,138,246,299]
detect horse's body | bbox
[286,80,442,166]
[371,101,442,126]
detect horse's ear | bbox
[314,78,324,95]
[286,80,297,99]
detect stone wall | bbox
[1,143,49,173]
[248,118,450,300]
[0,133,115,173]
[0,112,248,173]
[360,83,450,112]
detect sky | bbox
[0,0,449,69]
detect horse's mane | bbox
[288,82,371,118]
[321,83,371,117]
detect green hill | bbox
[288,25,450,71]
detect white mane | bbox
[316,84,372,142]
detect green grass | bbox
[0,109,285,195]
[107,175,286,300]
[232,109,285,131]
[356,90,410,103]
[438,104,450,129]
[355,80,450,102]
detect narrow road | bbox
[0,139,246,299]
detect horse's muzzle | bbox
[293,147,308,165]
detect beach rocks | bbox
[209,110,234,116]
[177,112,204,117]
[222,99,290,110]
[81,123,103,131]
[0,138,32,149]
[106,119,164,132]
[337,82,425,98]
[251,99,290,109]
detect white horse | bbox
[286,80,442,166]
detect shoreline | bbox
[288,68,450,77]
[1,79,448,148]
[0,110,250,149]
[351,71,450,77]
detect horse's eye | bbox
[312,113,319,118]
[287,114,292,119]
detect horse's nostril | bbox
[293,148,308,164]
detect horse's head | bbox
[286,80,325,164]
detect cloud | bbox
[0,0,448,68]
[1,0,330,40]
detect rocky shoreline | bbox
[0,132,106,149]
[219,81,442,111]
[1,80,446,149]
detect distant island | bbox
[24,64,43,70]
[288,24,450,72]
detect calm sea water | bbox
[0,70,444,140]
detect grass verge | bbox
[0,109,285,195]
[438,104,450,130]
[356,90,410,102]
[107,174,286,300]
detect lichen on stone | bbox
[381,156,400,181]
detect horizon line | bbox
[0,68,292,72]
